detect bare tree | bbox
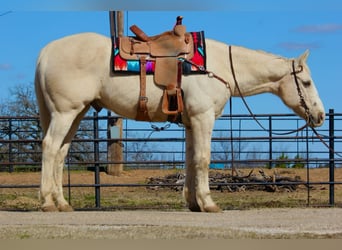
[0,83,95,170]
[0,84,41,167]
[211,130,248,167]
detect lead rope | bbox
[311,127,342,158]
[229,98,237,176]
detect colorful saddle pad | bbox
[112,31,206,75]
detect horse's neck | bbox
[229,45,291,97]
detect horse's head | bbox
[278,50,325,127]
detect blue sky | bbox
[0,0,342,118]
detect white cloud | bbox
[294,24,342,33]
[278,42,321,51]
[0,63,12,71]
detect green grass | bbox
[1,173,341,211]
[0,187,338,211]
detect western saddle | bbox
[118,16,194,121]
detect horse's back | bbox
[37,32,111,71]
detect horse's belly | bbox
[100,75,168,121]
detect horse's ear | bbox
[298,50,310,64]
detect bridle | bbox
[182,46,342,157]
[181,46,312,135]
[230,46,342,157]
[290,60,314,126]
[289,58,342,157]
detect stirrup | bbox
[162,88,183,115]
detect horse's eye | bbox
[303,80,311,87]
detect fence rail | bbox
[1,109,341,209]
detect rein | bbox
[182,47,310,135]
[183,47,342,158]
[228,45,310,135]
[179,58,232,93]
[311,127,342,158]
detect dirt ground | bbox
[1,167,342,187]
[1,167,342,210]
[1,208,342,239]
[1,168,342,239]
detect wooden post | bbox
[109,11,124,39]
[107,11,125,176]
[117,11,124,37]
[107,114,123,176]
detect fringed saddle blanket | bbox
[112,31,206,74]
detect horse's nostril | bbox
[318,112,325,123]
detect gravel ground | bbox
[1,208,342,239]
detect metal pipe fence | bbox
[0,109,341,209]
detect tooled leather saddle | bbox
[118,16,194,122]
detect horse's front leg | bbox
[183,110,221,212]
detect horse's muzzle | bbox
[309,111,325,127]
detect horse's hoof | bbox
[204,205,222,213]
[41,205,59,212]
[58,204,74,212]
[188,203,221,213]
[188,203,202,212]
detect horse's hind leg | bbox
[40,110,84,212]
[183,109,221,212]
[53,142,73,211]
[54,107,89,212]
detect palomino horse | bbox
[35,32,325,212]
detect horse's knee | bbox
[192,155,210,168]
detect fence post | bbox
[268,116,273,168]
[8,118,13,173]
[93,112,101,208]
[107,113,123,176]
[305,126,311,206]
[329,109,335,206]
